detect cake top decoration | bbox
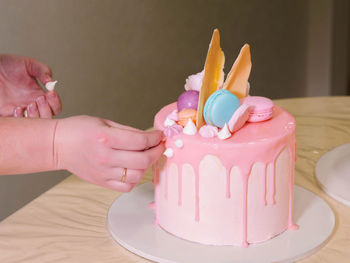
[242,96,274,122]
[184,70,204,92]
[161,29,276,141]
[228,103,252,132]
[217,123,231,140]
[222,44,252,99]
[203,89,240,128]
[196,29,225,128]
[178,109,197,127]
[177,90,199,112]
[163,124,183,138]
[183,119,197,135]
[199,124,218,138]
[167,109,178,121]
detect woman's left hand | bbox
[0,54,62,118]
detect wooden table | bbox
[0,97,349,263]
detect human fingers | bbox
[105,168,146,184]
[36,96,52,118]
[105,128,164,151]
[45,91,62,115]
[105,180,136,192]
[103,119,143,132]
[25,57,52,84]
[13,107,24,118]
[27,102,40,118]
[109,142,165,170]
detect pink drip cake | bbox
[152,29,298,247]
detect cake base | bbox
[107,182,334,263]
[315,143,350,207]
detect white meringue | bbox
[45,80,57,91]
[164,117,176,127]
[218,123,231,140]
[174,139,184,148]
[163,124,183,138]
[184,70,204,92]
[183,119,197,135]
[199,124,218,138]
[163,148,174,158]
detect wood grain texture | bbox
[0,97,349,263]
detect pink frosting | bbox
[163,124,183,138]
[153,102,298,246]
[199,125,218,138]
[166,109,179,121]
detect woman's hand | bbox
[54,116,164,192]
[0,54,62,118]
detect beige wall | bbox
[0,0,335,220]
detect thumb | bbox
[25,57,53,84]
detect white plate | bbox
[107,182,334,263]
[316,143,350,207]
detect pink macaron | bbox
[241,96,274,122]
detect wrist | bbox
[52,118,64,171]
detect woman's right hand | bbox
[54,116,164,192]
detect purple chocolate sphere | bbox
[177,90,199,112]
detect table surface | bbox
[0,97,350,263]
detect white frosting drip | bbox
[183,119,197,135]
[164,117,176,127]
[218,123,231,140]
[174,139,184,148]
[163,148,174,158]
[45,81,57,91]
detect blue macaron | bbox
[203,89,240,128]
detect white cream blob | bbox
[184,70,204,92]
[199,124,218,138]
[183,119,197,135]
[164,117,176,127]
[163,148,174,158]
[218,123,231,140]
[174,139,184,148]
[45,80,58,91]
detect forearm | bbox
[0,117,57,175]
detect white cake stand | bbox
[107,182,334,263]
[315,143,350,207]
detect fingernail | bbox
[36,96,46,105]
